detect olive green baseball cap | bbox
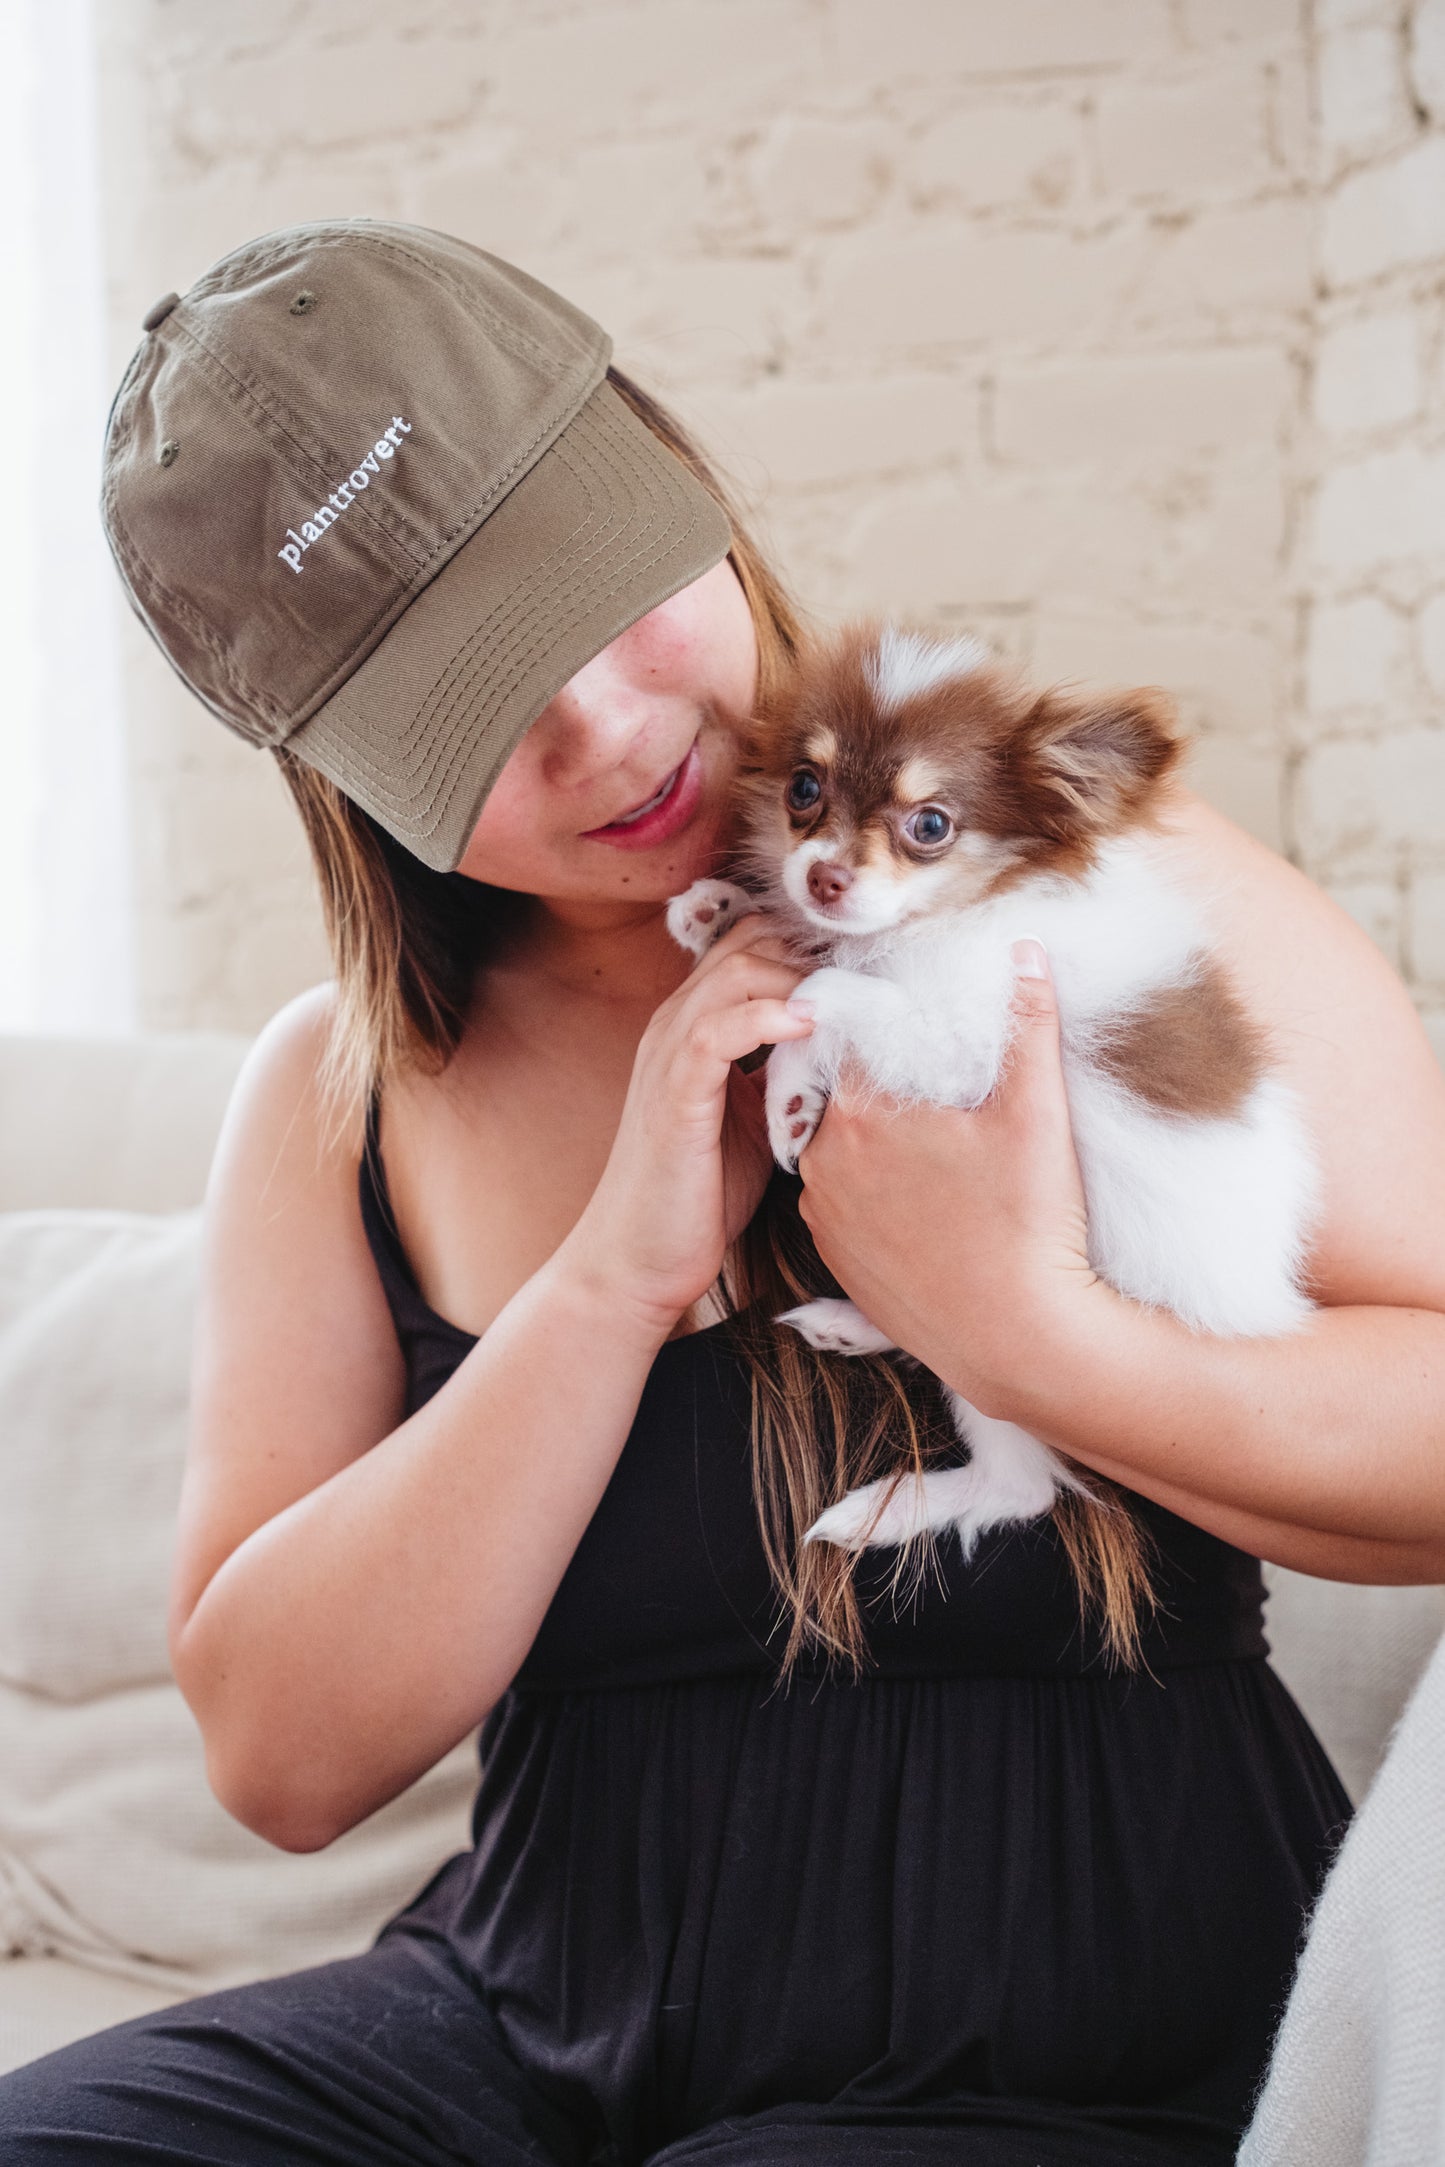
[100,218,733,872]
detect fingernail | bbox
[1011,937,1049,979]
[786,997,816,1020]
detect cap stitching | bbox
[335,232,599,377]
[186,224,606,386]
[385,467,637,810]
[323,489,703,841]
[314,405,714,839]
[412,427,698,823]
[100,330,421,734]
[315,393,707,817]
[105,355,606,745]
[277,394,601,740]
[313,445,627,808]
[174,323,426,575]
[399,486,712,851]
[329,397,657,805]
[377,391,642,731]
[275,381,632,744]
[102,479,281,732]
[404,408,670,769]
[103,218,612,742]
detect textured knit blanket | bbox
[1239,1626,1445,2165]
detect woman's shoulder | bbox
[1150,785,1421,1052]
[245,978,345,1078]
[214,980,363,1177]
[1151,784,1445,1310]
[198,975,402,1397]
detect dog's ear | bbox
[1014,685,1187,842]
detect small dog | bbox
[667,622,1321,1559]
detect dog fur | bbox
[667,623,1321,1558]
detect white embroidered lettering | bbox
[276,418,413,572]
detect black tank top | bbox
[360,1094,1351,2164]
[359,1092,1268,1688]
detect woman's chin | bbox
[638,808,737,895]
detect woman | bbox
[5,219,1444,2165]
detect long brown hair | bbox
[274,364,1153,1675]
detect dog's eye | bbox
[786,769,822,814]
[906,806,953,846]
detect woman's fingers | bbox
[682,997,812,1074]
[671,947,808,1024]
[693,910,798,970]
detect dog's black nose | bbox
[808,860,853,904]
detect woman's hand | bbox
[794,941,1112,1416]
[563,914,814,1339]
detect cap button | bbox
[141,291,181,332]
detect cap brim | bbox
[284,380,733,872]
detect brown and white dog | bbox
[667,622,1321,1556]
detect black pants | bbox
[0,1932,1222,2166]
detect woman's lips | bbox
[580,741,704,849]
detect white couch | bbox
[0,1030,484,2077]
[0,1029,1441,2083]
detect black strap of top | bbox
[359,1087,420,1315]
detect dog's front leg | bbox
[765,967,890,1170]
[665,878,758,959]
[764,966,923,1173]
[766,967,926,1362]
[766,963,950,1171]
[764,1030,830,1173]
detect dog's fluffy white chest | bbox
[823,836,1207,1108]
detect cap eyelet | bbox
[158,439,181,467]
[141,291,181,332]
[289,290,317,316]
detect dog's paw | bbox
[806,1456,1066,1560]
[775,1298,895,1358]
[766,1079,826,1170]
[804,1474,933,1552]
[905,1458,1061,1560]
[665,879,755,959]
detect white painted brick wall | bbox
[1313,311,1423,434]
[92,0,1445,1061]
[1293,0,1445,1060]
[1412,0,1445,118]
[1316,21,1414,169]
[1306,596,1412,715]
[1322,135,1445,288]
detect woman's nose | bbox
[532,645,650,783]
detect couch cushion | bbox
[1263,1566,1445,1806]
[0,1206,476,1996]
[0,1955,184,2080]
[0,1211,198,1698]
[0,1033,251,1214]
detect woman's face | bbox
[454,556,759,908]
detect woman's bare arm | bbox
[1005,788,1445,1576]
[170,989,672,1853]
[170,922,812,1854]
